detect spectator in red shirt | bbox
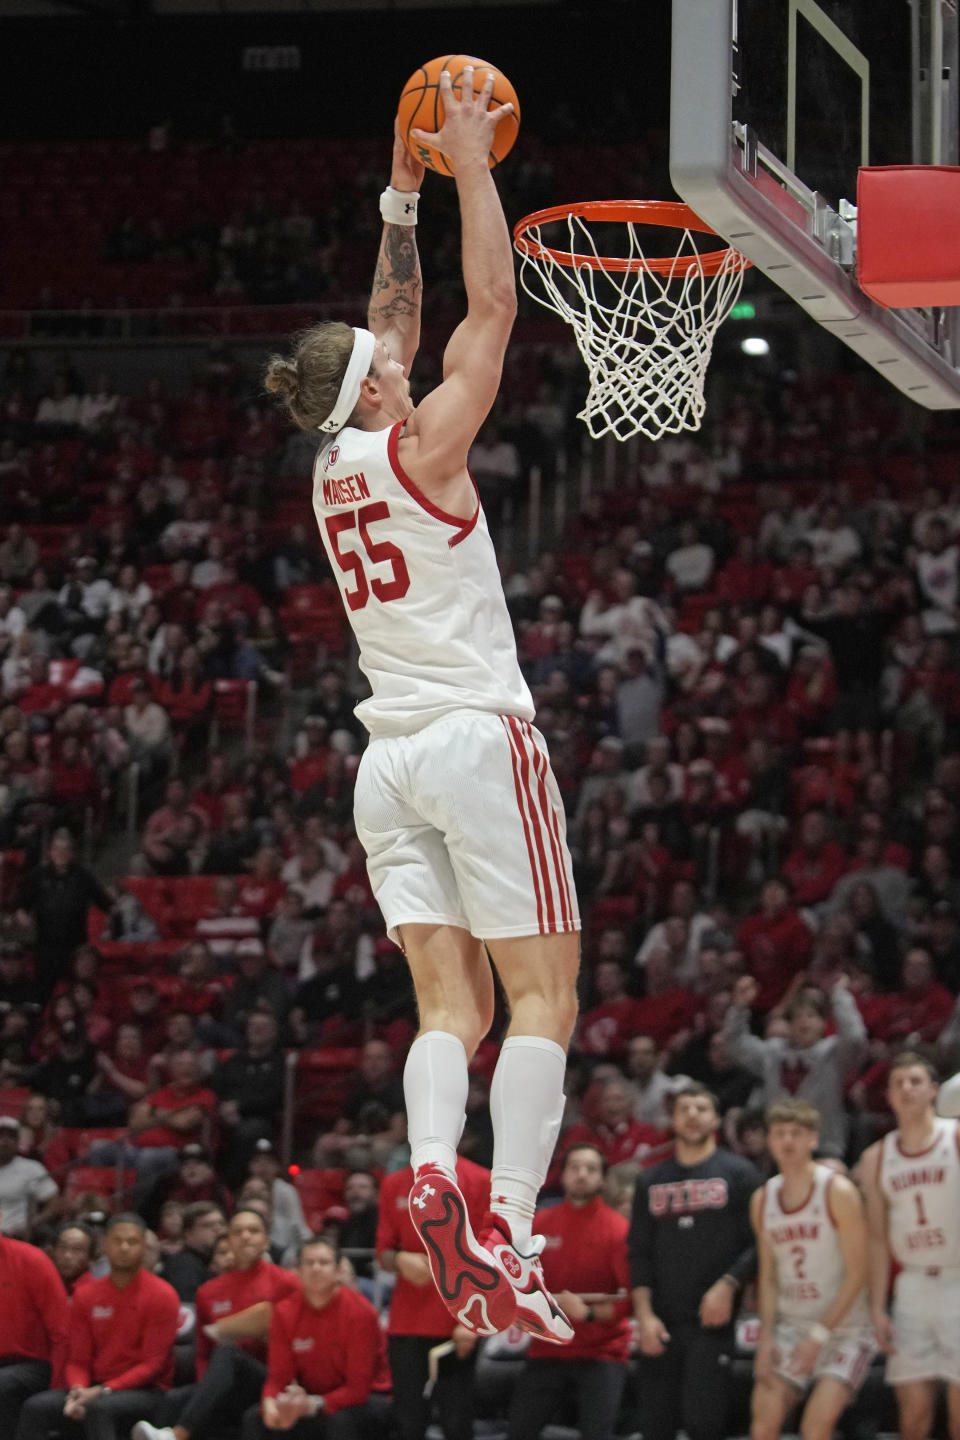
[509,1143,631,1440]
[781,810,849,908]
[18,1212,179,1440]
[132,1208,300,1440]
[577,961,645,1060]
[241,1235,385,1439]
[736,877,813,1011]
[632,950,702,1052]
[550,1080,671,1188]
[141,780,210,876]
[88,1051,216,1180]
[845,811,911,874]
[199,560,261,624]
[376,1155,489,1440]
[0,1218,69,1434]
[872,946,955,1046]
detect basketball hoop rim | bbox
[513,199,752,276]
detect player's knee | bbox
[898,1406,933,1440]
[751,1418,780,1440]
[799,1415,832,1440]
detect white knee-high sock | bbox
[489,1034,567,1247]
[403,1029,468,1180]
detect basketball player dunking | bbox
[861,1051,960,1440]
[750,1100,874,1440]
[265,72,579,1343]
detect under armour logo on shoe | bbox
[500,1251,523,1280]
[412,1183,436,1209]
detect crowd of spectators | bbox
[3,131,648,318]
[3,305,960,1431]
[3,345,960,1200]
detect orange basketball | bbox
[397,54,521,176]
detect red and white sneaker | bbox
[480,1215,575,1344]
[408,1166,518,1337]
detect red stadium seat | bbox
[62,1166,137,1209]
[0,1087,30,1119]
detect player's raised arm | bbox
[403,67,517,479]
[368,122,425,376]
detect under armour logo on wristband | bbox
[412,1183,436,1209]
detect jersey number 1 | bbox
[325,502,411,612]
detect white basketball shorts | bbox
[774,1321,875,1392]
[353,710,580,943]
[887,1268,960,1387]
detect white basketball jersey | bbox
[880,1117,960,1271]
[311,422,534,738]
[763,1165,869,1326]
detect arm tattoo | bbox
[369,223,422,326]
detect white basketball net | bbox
[515,212,748,442]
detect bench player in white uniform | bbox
[861,1050,960,1440]
[751,1100,873,1440]
[264,75,579,1344]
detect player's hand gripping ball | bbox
[398,54,520,176]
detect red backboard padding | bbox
[858,165,960,308]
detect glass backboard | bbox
[670,0,960,408]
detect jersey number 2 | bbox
[325,502,410,612]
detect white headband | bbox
[318,327,377,434]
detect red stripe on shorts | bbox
[508,716,558,930]
[848,1341,873,1393]
[503,714,555,927]
[499,716,544,928]
[521,720,573,929]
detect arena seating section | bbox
[2,132,960,1436]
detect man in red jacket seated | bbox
[509,1143,632,1440]
[17,1212,179,1440]
[376,1155,489,1440]
[240,1235,387,1439]
[0,1211,69,1435]
[133,1208,300,1440]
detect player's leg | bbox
[484,931,579,1228]
[750,1373,798,1440]
[946,1382,960,1440]
[894,1382,937,1440]
[355,740,488,1178]
[478,931,578,1344]
[799,1379,856,1440]
[682,1327,735,1440]
[400,922,518,1336]
[401,922,494,1176]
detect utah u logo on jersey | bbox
[326,445,340,467]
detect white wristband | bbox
[808,1322,831,1346]
[380,186,419,226]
